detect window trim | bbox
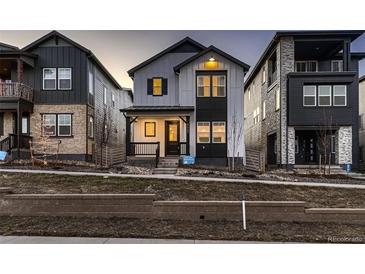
[57,68,72,90]
[212,75,226,97]
[262,66,266,84]
[88,69,94,95]
[57,114,72,137]
[42,68,57,90]
[262,101,266,120]
[197,75,211,97]
[303,86,317,107]
[275,88,280,111]
[333,85,347,106]
[144,122,156,137]
[41,113,73,137]
[196,121,211,143]
[42,114,57,137]
[152,77,163,96]
[196,72,227,98]
[212,121,226,144]
[318,85,332,107]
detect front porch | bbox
[121,106,193,167]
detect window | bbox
[253,107,260,125]
[295,61,318,72]
[331,60,343,72]
[153,78,162,96]
[318,86,332,106]
[88,116,94,138]
[88,70,94,95]
[252,81,256,94]
[262,66,266,84]
[333,85,346,106]
[111,93,115,108]
[58,114,72,136]
[268,51,277,86]
[248,88,251,101]
[262,101,266,120]
[295,136,299,154]
[212,122,226,143]
[331,135,336,153]
[197,122,210,143]
[43,68,56,90]
[303,86,316,106]
[145,122,156,137]
[42,114,57,136]
[197,76,210,97]
[103,86,107,105]
[22,117,28,134]
[212,75,226,97]
[58,68,72,90]
[275,88,280,110]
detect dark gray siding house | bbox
[122,37,250,167]
[244,31,365,170]
[0,31,132,164]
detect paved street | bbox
[0,236,289,244]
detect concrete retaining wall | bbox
[1,188,365,225]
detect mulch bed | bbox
[1,172,365,208]
[0,216,364,243]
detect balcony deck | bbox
[0,82,33,103]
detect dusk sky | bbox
[1,30,364,88]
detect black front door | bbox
[296,132,317,164]
[165,121,180,156]
[267,133,277,165]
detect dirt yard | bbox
[1,172,365,208]
[0,216,364,243]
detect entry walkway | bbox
[0,168,365,189]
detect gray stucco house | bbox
[122,37,250,167]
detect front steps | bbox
[153,157,179,175]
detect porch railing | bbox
[0,134,32,152]
[128,142,160,168]
[0,83,34,102]
[179,142,188,155]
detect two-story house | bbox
[122,37,250,168]
[244,31,365,170]
[359,75,365,170]
[0,31,132,165]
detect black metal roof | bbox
[174,45,250,73]
[127,37,206,78]
[244,30,365,89]
[21,30,122,89]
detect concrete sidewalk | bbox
[1,168,365,189]
[0,235,288,244]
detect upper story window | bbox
[58,68,72,90]
[262,66,266,84]
[268,51,277,86]
[111,93,115,108]
[331,60,343,72]
[248,87,251,101]
[103,86,107,105]
[197,75,210,97]
[295,61,318,72]
[253,107,260,125]
[252,80,256,94]
[88,70,94,95]
[318,86,332,106]
[275,88,280,111]
[43,68,57,90]
[197,73,226,98]
[262,101,266,120]
[303,86,317,106]
[333,85,347,106]
[212,75,226,97]
[88,116,94,138]
[153,78,162,96]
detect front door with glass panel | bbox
[165,121,180,156]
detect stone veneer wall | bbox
[279,37,295,165]
[337,126,352,164]
[287,127,295,165]
[30,104,87,157]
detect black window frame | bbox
[42,67,73,91]
[196,71,227,98]
[144,122,156,137]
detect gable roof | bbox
[244,30,365,89]
[21,30,122,89]
[174,45,250,73]
[0,41,19,51]
[360,75,365,83]
[127,37,206,78]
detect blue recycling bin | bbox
[182,156,195,165]
[344,164,351,173]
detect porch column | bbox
[343,39,350,71]
[17,58,24,83]
[16,102,21,159]
[186,116,190,155]
[126,116,131,156]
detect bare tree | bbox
[228,107,244,171]
[96,106,114,167]
[317,108,334,175]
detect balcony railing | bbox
[0,83,33,102]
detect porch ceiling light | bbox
[208,56,216,62]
